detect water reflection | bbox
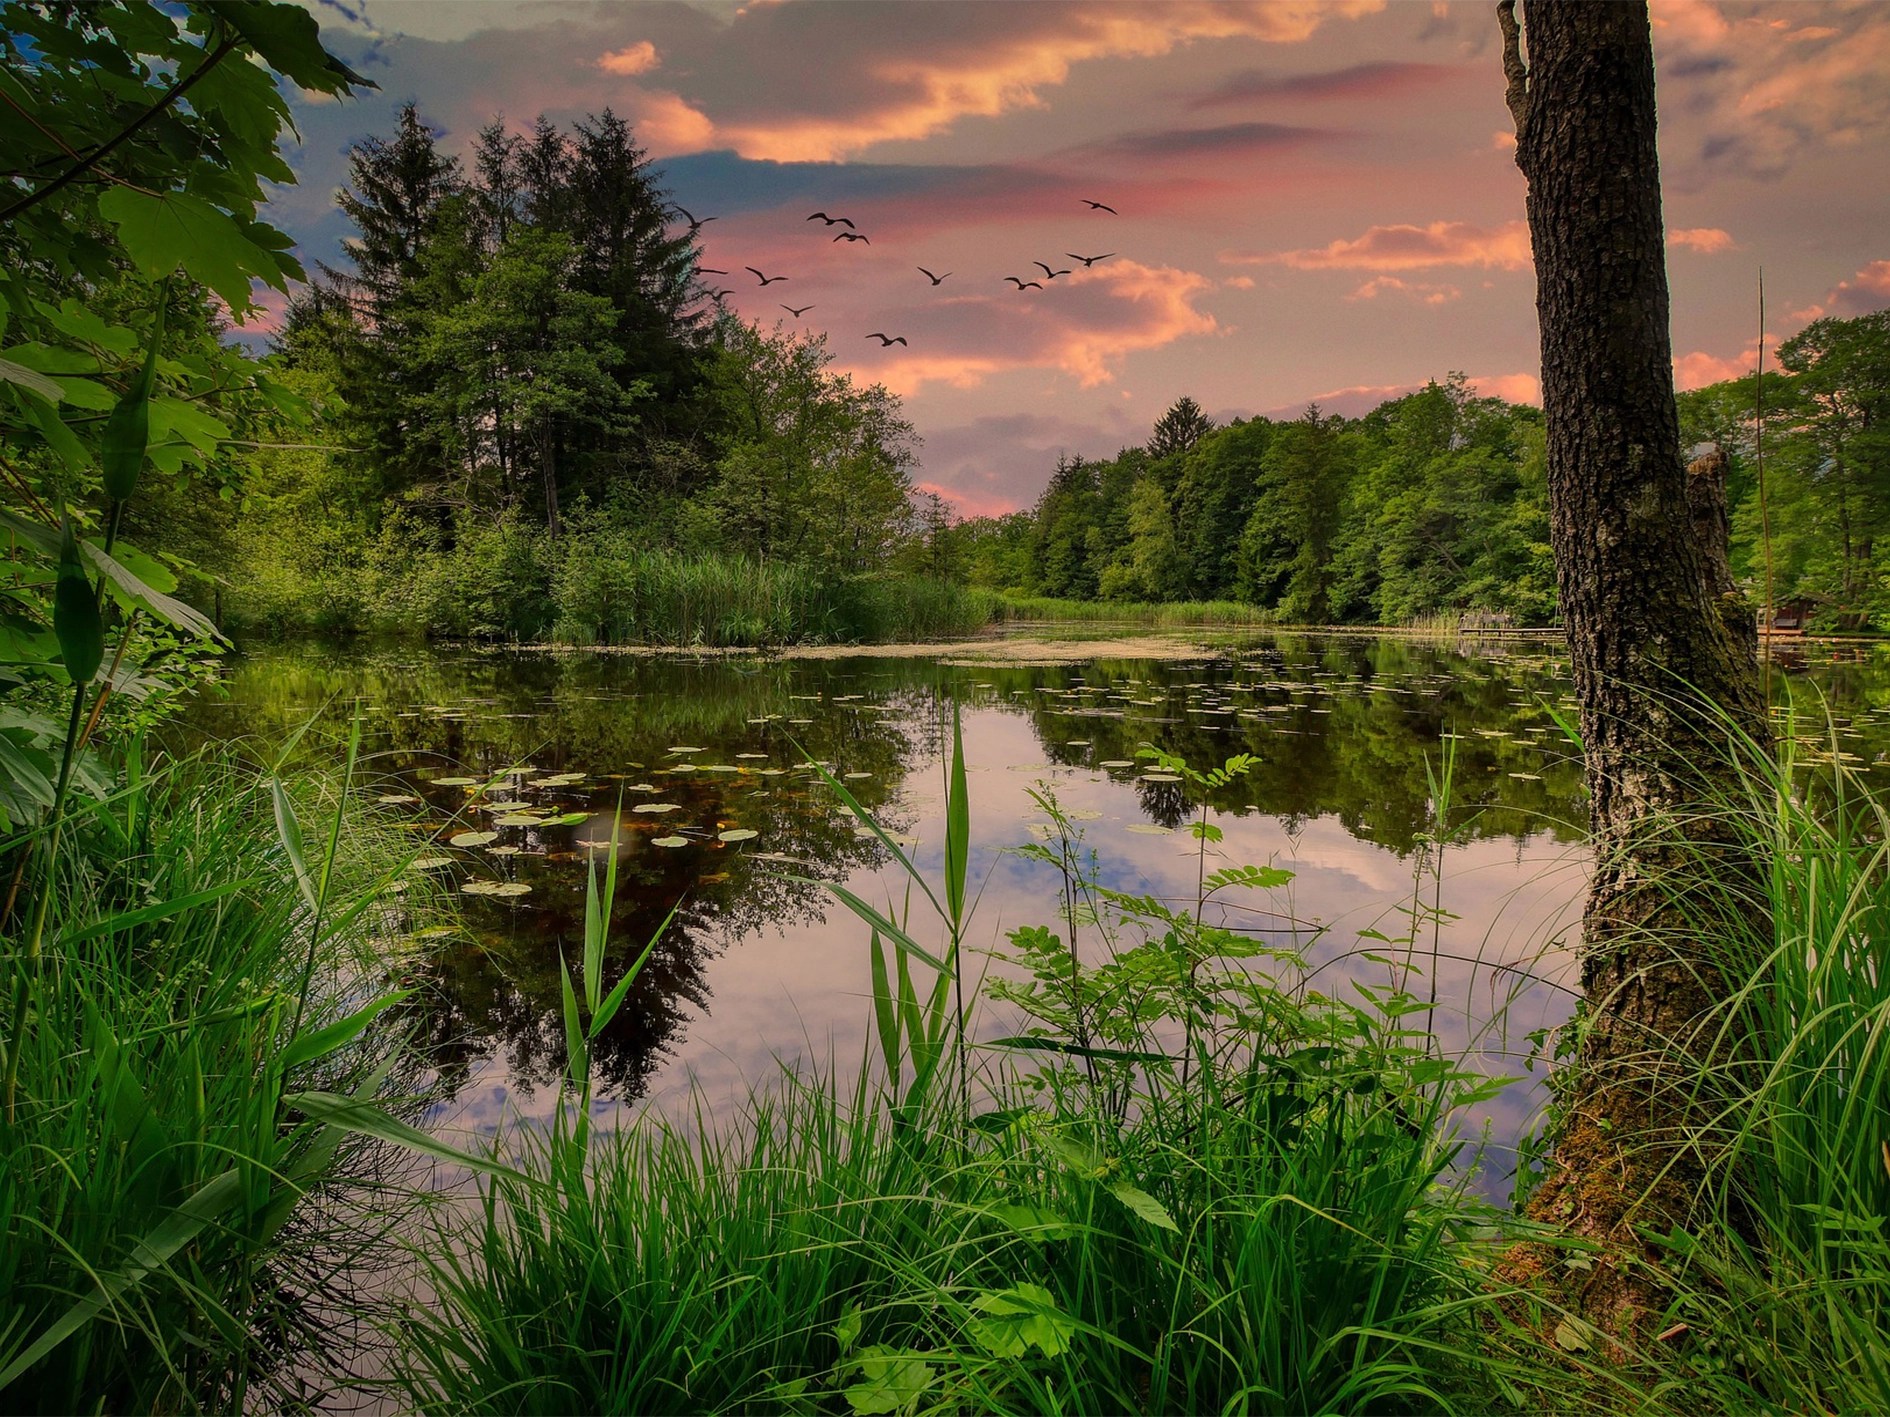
[180,634,1890,1176]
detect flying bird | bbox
[916,267,951,285]
[674,204,716,231]
[746,267,789,286]
[1080,199,1118,214]
[1034,261,1072,280]
[1004,276,1043,291]
[865,333,908,346]
[833,231,870,244]
[781,304,815,317]
[1066,252,1114,267]
[698,268,729,275]
[806,212,856,228]
[705,288,732,302]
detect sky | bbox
[269,0,1890,517]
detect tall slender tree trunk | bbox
[1499,0,1767,1337]
[542,412,562,540]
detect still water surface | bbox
[185,631,1890,1190]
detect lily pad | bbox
[1125,824,1172,836]
[718,828,759,843]
[668,746,705,754]
[431,776,478,787]
[377,793,420,805]
[490,882,532,898]
[542,812,590,827]
[488,845,522,856]
[449,831,499,848]
[1098,761,1135,769]
[493,815,543,828]
[626,783,657,792]
[1140,773,1182,783]
[411,856,454,870]
[735,753,768,760]
[460,880,502,895]
[632,803,681,814]
[843,772,871,780]
[651,835,689,848]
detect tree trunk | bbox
[542,413,562,540]
[1499,0,1768,1339]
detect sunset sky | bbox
[275,0,1890,516]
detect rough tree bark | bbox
[1498,0,1768,1338]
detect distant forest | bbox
[207,105,1888,637]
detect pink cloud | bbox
[1823,259,1890,317]
[597,41,658,76]
[708,2,1386,161]
[815,259,1220,394]
[1226,219,1531,272]
[1668,226,1735,254]
[1674,344,1758,391]
[1347,275,1461,305]
[1651,0,1890,183]
[1467,372,1540,406]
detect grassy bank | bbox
[0,749,428,1412]
[985,594,1280,627]
[228,510,994,646]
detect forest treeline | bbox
[242,105,1889,638]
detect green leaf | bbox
[0,355,60,403]
[966,1283,1076,1359]
[843,1351,933,1416]
[981,1035,1171,1064]
[283,1091,541,1185]
[0,1169,245,1390]
[97,188,284,312]
[945,698,969,927]
[56,881,247,945]
[1108,1181,1179,1233]
[271,776,317,912]
[211,0,378,94]
[559,952,587,1091]
[279,989,411,1071]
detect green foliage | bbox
[958,377,1556,625]
[1684,310,1890,629]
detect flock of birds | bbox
[669,198,1123,350]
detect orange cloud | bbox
[598,41,659,76]
[1347,275,1461,305]
[715,2,1384,161]
[1467,372,1540,406]
[1674,344,1758,391]
[632,90,717,155]
[1668,227,1735,254]
[1227,219,1531,272]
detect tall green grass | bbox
[0,746,437,1412]
[393,734,1516,1415]
[554,547,995,647]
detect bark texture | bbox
[1687,448,1759,663]
[1500,0,1767,1338]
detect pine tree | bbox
[1148,395,1213,460]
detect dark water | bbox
[183,632,1890,1189]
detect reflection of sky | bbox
[431,692,1589,1198]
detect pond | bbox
[183,630,1890,1195]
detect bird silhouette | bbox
[746,267,789,286]
[917,267,951,285]
[1004,276,1044,290]
[1080,200,1118,214]
[674,204,717,231]
[806,212,856,228]
[706,288,731,302]
[865,333,908,346]
[781,303,815,317]
[1034,261,1072,280]
[1065,252,1115,267]
[833,231,871,244]
[698,268,729,275]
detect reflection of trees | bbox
[985,638,1597,854]
[187,644,927,1104]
